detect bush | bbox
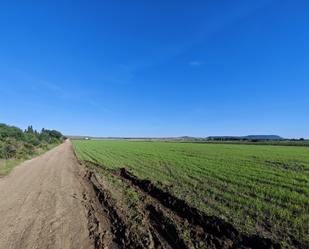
[0,138,19,159]
[24,133,40,146]
[0,141,5,158]
[0,123,64,160]
[0,124,24,140]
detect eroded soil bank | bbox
[82,160,284,249]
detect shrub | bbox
[0,123,64,160]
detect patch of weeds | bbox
[0,159,23,176]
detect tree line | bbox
[0,123,65,159]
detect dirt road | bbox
[0,141,93,249]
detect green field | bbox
[73,140,309,248]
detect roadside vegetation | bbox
[0,123,65,175]
[73,140,309,249]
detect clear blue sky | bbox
[0,1,308,138]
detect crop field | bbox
[73,140,309,248]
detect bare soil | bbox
[0,141,103,249]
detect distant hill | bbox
[244,135,283,140]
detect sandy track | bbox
[0,140,93,249]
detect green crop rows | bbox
[73,140,309,248]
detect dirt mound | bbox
[80,160,282,249]
[115,167,281,249]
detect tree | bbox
[25,125,34,134]
[0,123,24,140]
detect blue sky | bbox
[0,1,308,138]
